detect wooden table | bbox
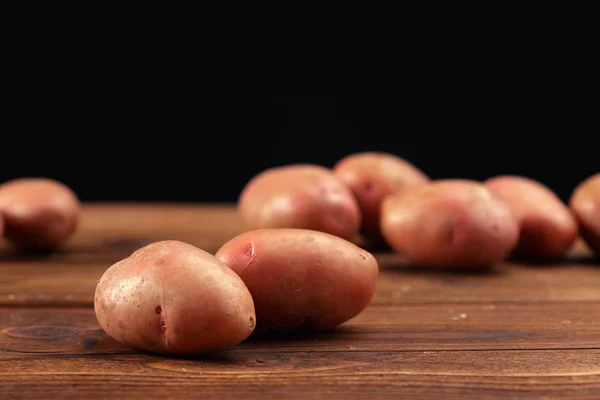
[1,204,600,399]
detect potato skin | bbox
[333,152,429,244]
[380,179,519,268]
[569,173,600,255]
[94,240,256,355]
[0,178,81,249]
[238,164,361,240]
[215,229,379,333]
[485,175,577,259]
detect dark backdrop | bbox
[1,2,597,203]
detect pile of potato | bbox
[3,157,600,358]
[94,233,378,355]
[238,152,600,267]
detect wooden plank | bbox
[70,203,246,237]
[0,204,595,305]
[372,258,600,305]
[0,204,244,307]
[3,259,600,307]
[1,204,597,308]
[0,203,248,256]
[2,304,600,355]
[1,205,599,399]
[2,348,600,399]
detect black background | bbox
[1,2,597,203]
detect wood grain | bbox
[0,203,248,256]
[2,304,600,355]
[3,258,600,307]
[1,204,600,399]
[3,347,600,399]
[0,205,597,308]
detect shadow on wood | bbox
[0,237,152,264]
[374,252,504,276]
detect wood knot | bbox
[3,325,80,340]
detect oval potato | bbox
[485,175,577,259]
[0,178,81,249]
[569,173,600,254]
[238,164,361,240]
[380,179,519,268]
[215,229,379,333]
[333,152,429,244]
[94,240,256,355]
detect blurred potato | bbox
[380,179,519,269]
[0,177,81,250]
[485,175,578,259]
[333,152,429,245]
[569,173,600,255]
[238,164,361,240]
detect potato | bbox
[333,152,429,243]
[569,173,600,255]
[485,175,577,259]
[215,229,379,333]
[94,240,256,355]
[380,179,519,268]
[0,178,81,249]
[238,164,361,240]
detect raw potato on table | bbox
[94,240,256,355]
[485,175,578,259]
[0,177,81,250]
[216,228,379,333]
[380,179,520,269]
[333,152,429,245]
[570,173,600,255]
[238,164,361,240]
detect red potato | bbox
[569,173,600,255]
[333,152,429,243]
[380,179,519,269]
[238,164,361,240]
[0,178,81,249]
[485,175,578,259]
[94,240,256,355]
[215,229,379,333]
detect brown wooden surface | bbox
[1,204,599,399]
